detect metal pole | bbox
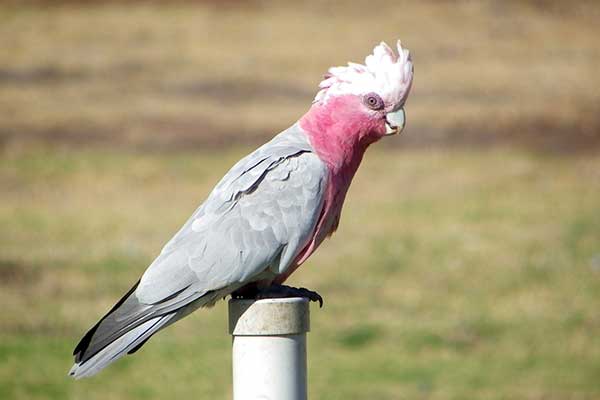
[228,297,310,400]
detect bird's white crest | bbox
[314,40,413,110]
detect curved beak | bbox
[384,108,406,136]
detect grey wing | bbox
[136,125,328,305]
[70,124,328,372]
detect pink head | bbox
[300,41,414,170]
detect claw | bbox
[298,287,323,308]
[236,284,324,308]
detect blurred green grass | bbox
[1,146,599,399]
[1,1,600,399]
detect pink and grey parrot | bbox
[69,41,413,378]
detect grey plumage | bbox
[69,123,328,378]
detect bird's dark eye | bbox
[364,92,384,110]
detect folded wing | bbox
[70,124,328,376]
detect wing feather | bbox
[71,124,328,373]
[136,124,328,304]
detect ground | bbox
[1,1,599,399]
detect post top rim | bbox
[228,296,310,335]
[228,297,309,305]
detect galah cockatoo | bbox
[70,41,414,378]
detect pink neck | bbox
[299,95,383,179]
[276,95,385,277]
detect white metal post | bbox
[228,297,310,400]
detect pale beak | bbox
[384,108,406,136]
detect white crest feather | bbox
[314,40,413,110]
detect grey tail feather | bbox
[72,280,201,366]
[69,279,182,378]
[69,313,175,379]
[72,280,141,364]
[69,281,238,379]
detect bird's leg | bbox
[232,282,323,307]
[231,282,260,299]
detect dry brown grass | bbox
[0,1,599,153]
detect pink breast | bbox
[273,171,348,284]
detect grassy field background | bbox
[1,1,599,399]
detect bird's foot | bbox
[233,284,323,308]
[258,284,324,308]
